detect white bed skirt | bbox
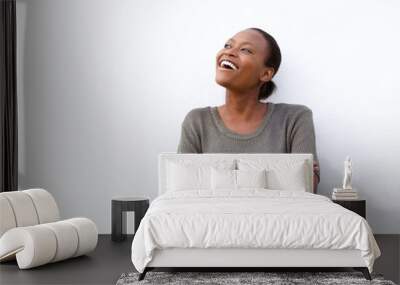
[147,248,366,268]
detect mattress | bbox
[131,189,381,273]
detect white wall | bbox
[16,0,400,234]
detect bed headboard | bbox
[158,152,314,195]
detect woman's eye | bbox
[223,43,252,54]
[241,48,252,54]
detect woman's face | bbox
[215,29,274,93]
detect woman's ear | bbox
[260,67,275,83]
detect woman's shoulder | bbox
[272,102,313,117]
[183,106,210,121]
[181,106,211,128]
[184,106,210,118]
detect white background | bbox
[16,0,400,233]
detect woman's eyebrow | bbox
[227,38,254,46]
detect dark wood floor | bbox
[0,235,399,285]
[0,235,134,285]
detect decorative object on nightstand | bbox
[332,155,359,200]
[332,199,366,219]
[111,197,149,242]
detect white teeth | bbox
[220,60,238,70]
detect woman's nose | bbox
[225,48,238,57]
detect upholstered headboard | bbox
[158,152,314,195]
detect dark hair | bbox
[249,27,281,100]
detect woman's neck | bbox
[221,88,267,122]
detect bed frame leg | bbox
[138,268,148,281]
[354,267,371,280]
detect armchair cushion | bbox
[0,218,98,269]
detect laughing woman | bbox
[177,27,320,193]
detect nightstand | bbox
[332,199,366,219]
[111,197,150,241]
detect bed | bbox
[131,153,381,281]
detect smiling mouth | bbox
[219,59,238,70]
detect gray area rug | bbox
[116,271,397,285]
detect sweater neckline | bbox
[209,102,275,140]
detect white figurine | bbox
[342,156,352,190]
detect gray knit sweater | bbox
[177,102,320,180]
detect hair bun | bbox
[259,81,276,100]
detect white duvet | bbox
[131,189,381,273]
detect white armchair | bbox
[0,188,98,269]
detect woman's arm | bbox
[289,108,321,193]
[177,111,202,153]
[313,160,320,194]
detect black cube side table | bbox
[111,197,149,242]
[332,199,366,219]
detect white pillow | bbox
[211,168,268,190]
[166,159,235,191]
[267,163,307,191]
[236,169,268,189]
[237,159,308,191]
[210,168,236,190]
[167,162,211,191]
